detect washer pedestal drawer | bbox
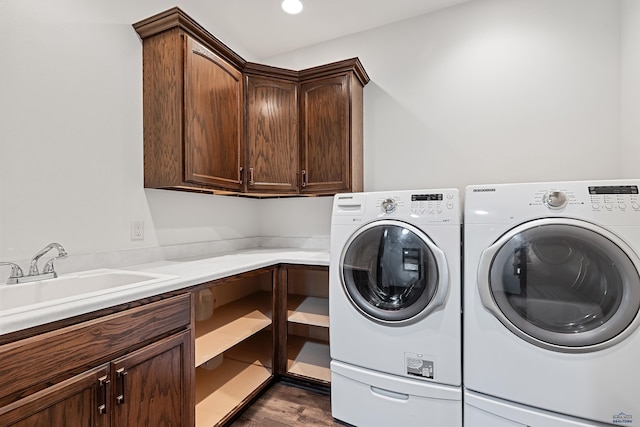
[330,360,461,427]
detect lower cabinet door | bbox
[112,330,193,427]
[0,364,111,427]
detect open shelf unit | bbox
[194,269,275,427]
[195,292,272,366]
[281,265,331,385]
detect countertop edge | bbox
[0,248,329,337]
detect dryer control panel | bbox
[465,180,640,226]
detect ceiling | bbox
[196,0,472,60]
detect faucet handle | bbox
[43,252,68,275]
[1,262,25,284]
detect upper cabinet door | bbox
[300,74,353,195]
[246,75,299,194]
[184,37,243,191]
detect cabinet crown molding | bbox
[133,6,246,70]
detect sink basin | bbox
[0,269,177,314]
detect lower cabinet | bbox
[0,294,193,427]
[0,364,110,427]
[193,268,275,427]
[0,263,329,427]
[112,331,192,426]
[278,265,331,385]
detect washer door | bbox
[340,220,449,324]
[478,218,640,352]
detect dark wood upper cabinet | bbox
[134,8,245,193]
[184,38,243,191]
[245,67,299,194]
[133,8,369,197]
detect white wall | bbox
[260,0,624,238]
[264,0,621,192]
[0,0,631,264]
[0,0,260,261]
[621,0,640,176]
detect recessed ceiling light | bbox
[282,0,303,15]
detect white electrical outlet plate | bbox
[131,220,144,241]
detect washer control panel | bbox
[374,190,459,223]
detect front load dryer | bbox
[330,189,462,427]
[464,180,640,426]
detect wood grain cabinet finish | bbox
[134,8,245,193]
[134,8,369,197]
[112,331,192,427]
[0,294,194,427]
[184,38,243,191]
[245,72,299,194]
[0,365,110,427]
[299,69,365,195]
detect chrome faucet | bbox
[1,243,68,285]
[29,242,68,278]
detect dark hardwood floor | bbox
[231,381,346,427]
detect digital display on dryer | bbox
[588,185,638,195]
[412,194,443,201]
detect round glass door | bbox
[478,218,640,352]
[340,220,449,324]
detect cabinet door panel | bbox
[185,37,243,191]
[300,75,350,194]
[0,365,110,427]
[0,294,190,405]
[246,76,299,193]
[112,331,193,427]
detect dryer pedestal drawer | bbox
[330,360,462,427]
[464,389,614,427]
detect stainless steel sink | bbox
[0,269,176,313]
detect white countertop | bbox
[0,248,329,336]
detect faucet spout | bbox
[29,243,68,276]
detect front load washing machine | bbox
[330,189,462,427]
[464,180,640,426]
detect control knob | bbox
[381,198,397,214]
[542,191,568,210]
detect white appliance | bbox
[464,180,640,426]
[330,189,462,427]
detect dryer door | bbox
[478,218,640,352]
[340,220,449,324]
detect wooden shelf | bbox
[195,292,272,367]
[196,358,272,427]
[287,295,329,328]
[225,329,273,369]
[287,335,331,383]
